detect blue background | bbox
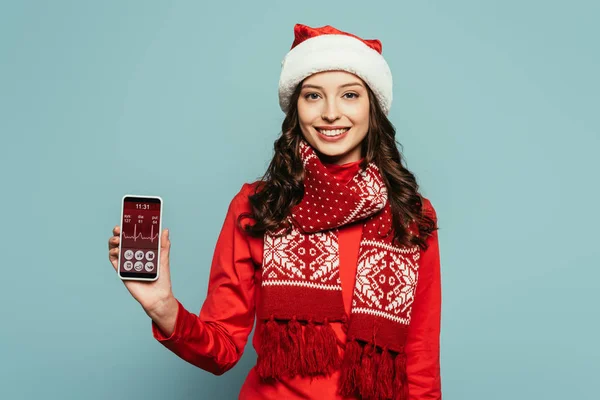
[1,1,598,399]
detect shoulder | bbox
[419,195,438,221]
[233,180,263,202]
[229,180,264,213]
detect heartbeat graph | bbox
[122,224,159,243]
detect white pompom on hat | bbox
[278,23,393,115]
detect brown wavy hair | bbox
[238,79,438,250]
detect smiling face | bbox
[297,70,371,165]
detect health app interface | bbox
[119,197,161,279]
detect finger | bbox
[113,225,120,235]
[109,247,119,258]
[160,229,171,273]
[108,235,120,249]
[161,229,170,254]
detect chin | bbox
[311,140,361,163]
[315,143,350,157]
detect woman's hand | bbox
[108,226,174,317]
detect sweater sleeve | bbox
[405,198,442,399]
[150,185,257,375]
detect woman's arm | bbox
[405,198,442,399]
[150,186,257,376]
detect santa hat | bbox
[278,23,393,115]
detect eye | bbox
[344,92,359,99]
[304,93,320,100]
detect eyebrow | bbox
[301,82,365,90]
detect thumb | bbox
[161,228,171,258]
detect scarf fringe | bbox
[287,316,304,376]
[339,338,362,394]
[256,317,283,381]
[257,316,341,382]
[339,339,408,400]
[359,343,376,398]
[320,318,342,372]
[304,319,322,375]
[257,320,407,399]
[377,346,394,399]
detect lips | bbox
[315,127,351,136]
[315,126,351,131]
[315,126,351,142]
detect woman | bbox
[108,23,442,400]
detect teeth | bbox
[318,128,349,136]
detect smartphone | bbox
[118,195,163,281]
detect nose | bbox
[321,99,341,122]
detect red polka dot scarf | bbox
[257,139,421,400]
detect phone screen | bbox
[119,196,161,280]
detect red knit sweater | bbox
[151,159,442,399]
